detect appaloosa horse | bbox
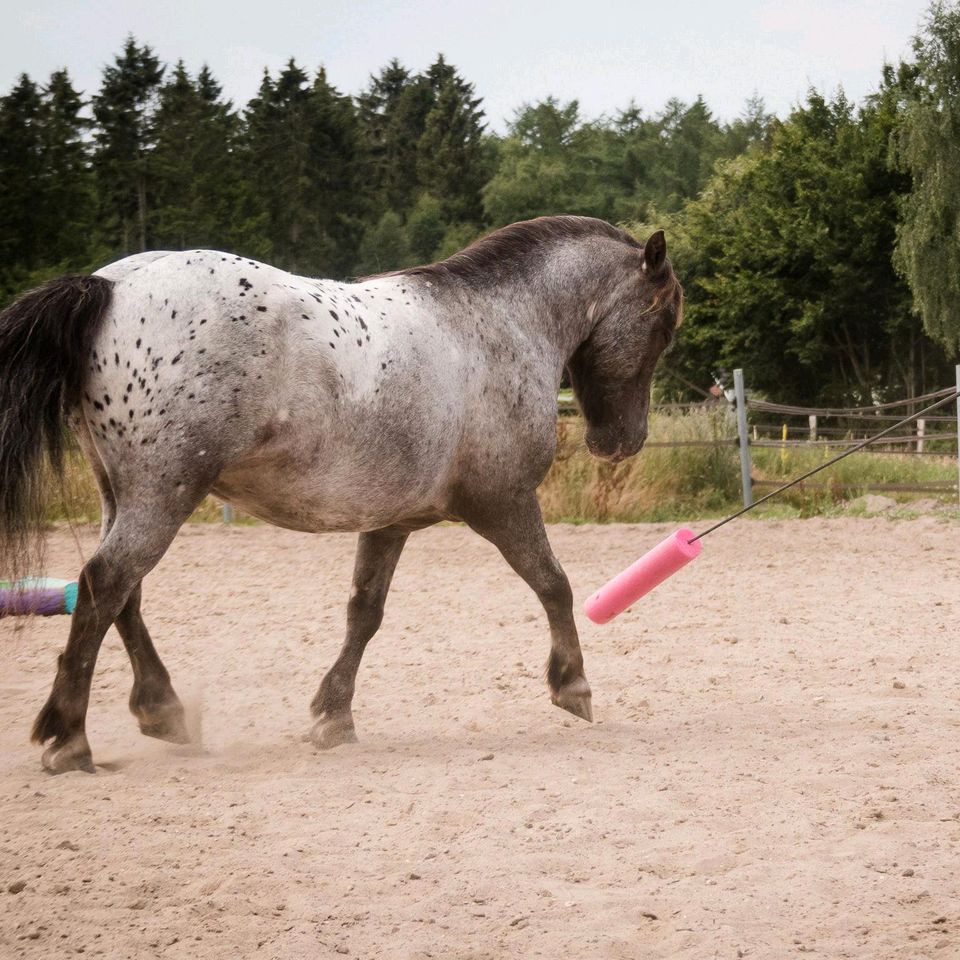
[0,215,682,773]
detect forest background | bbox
[2,2,960,406]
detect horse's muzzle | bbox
[586,432,646,463]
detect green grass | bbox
[749,442,956,513]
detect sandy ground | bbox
[2,517,960,959]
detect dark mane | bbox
[368,215,643,287]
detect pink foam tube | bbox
[584,527,702,624]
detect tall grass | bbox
[538,406,741,522]
[45,449,229,524]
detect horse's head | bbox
[567,230,682,463]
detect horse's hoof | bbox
[135,698,190,745]
[309,715,359,750]
[552,677,594,722]
[139,717,191,745]
[41,736,95,775]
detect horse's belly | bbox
[211,428,454,533]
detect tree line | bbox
[1,2,958,405]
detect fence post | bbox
[734,368,753,507]
[917,418,925,454]
[222,503,235,524]
[808,414,817,441]
[956,365,960,505]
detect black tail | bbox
[0,274,113,577]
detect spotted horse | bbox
[0,216,683,773]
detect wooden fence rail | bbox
[728,367,960,509]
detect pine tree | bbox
[150,61,262,254]
[356,58,410,127]
[416,66,487,224]
[648,97,724,211]
[244,60,317,271]
[357,59,416,212]
[382,74,434,212]
[37,70,94,268]
[303,67,365,276]
[0,75,43,276]
[92,37,164,254]
[360,58,463,215]
[357,56,487,232]
[150,61,210,246]
[721,94,774,156]
[482,98,580,225]
[483,99,624,225]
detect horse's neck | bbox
[502,255,603,365]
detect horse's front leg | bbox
[463,491,592,722]
[309,528,409,749]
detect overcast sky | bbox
[3,0,932,130]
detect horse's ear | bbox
[641,230,667,276]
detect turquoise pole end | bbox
[63,581,79,614]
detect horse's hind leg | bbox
[74,422,187,744]
[310,528,409,749]
[116,583,188,744]
[462,491,592,722]
[32,501,197,773]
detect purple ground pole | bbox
[0,586,70,617]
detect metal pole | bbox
[956,365,960,505]
[734,368,753,507]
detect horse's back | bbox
[94,250,180,283]
[82,251,469,531]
